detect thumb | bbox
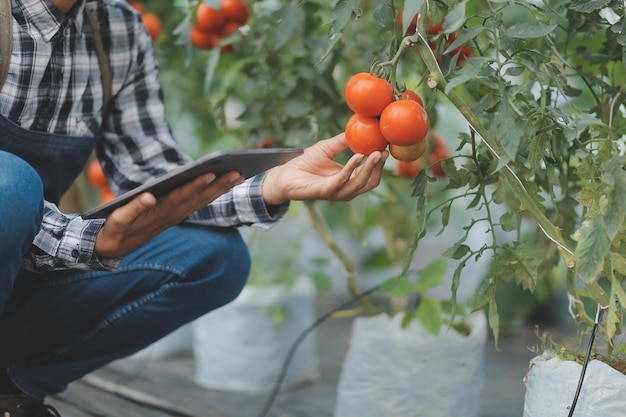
[108,192,156,225]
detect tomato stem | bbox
[304,201,379,313]
[375,36,413,93]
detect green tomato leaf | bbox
[569,0,611,13]
[379,276,418,297]
[603,156,626,240]
[488,298,500,348]
[499,210,519,232]
[402,0,424,35]
[445,60,484,93]
[416,297,442,335]
[506,22,558,39]
[491,99,534,167]
[574,216,610,283]
[416,259,447,293]
[442,1,466,35]
[331,0,361,34]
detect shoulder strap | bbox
[84,6,112,119]
[0,0,13,91]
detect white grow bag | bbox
[334,311,488,417]
[193,277,319,392]
[523,352,626,417]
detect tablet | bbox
[81,147,304,219]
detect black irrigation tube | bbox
[567,304,607,417]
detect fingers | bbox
[326,150,388,201]
[97,171,244,258]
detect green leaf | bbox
[491,99,534,167]
[569,0,611,13]
[445,60,484,93]
[442,1,466,35]
[402,0,424,35]
[417,297,442,335]
[379,276,418,297]
[331,0,361,34]
[574,216,610,283]
[488,298,500,348]
[506,23,558,39]
[499,210,519,232]
[612,252,626,276]
[274,1,302,50]
[443,242,470,260]
[603,156,626,240]
[416,259,447,293]
[311,271,333,292]
[202,48,221,97]
[444,26,483,55]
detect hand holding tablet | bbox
[81,148,304,219]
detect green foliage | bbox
[145,0,626,356]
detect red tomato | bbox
[86,160,107,189]
[397,159,423,179]
[345,113,389,156]
[379,100,430,146]
[221,0,250,26]
[196,3,225,34]
[389,140,427,162]
[398,89,424,108]
[429,133,452,178]
[345,73,394,117]
[190,27,219,49]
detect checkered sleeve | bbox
[187,172,290,228]
[22,201,122,272]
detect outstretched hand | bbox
[261,132,388,205]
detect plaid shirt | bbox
[1,0,288,272]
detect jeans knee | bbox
[0,152,44,247]
[215,229,252,304]
[190,228,251,308]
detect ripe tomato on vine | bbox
[428,133,452,178]
[398,89,424,107]
[220,0,250,26]
[380,100,430,146]
[345,113,389,156]
[190,0,250,51]
[389,141,427,162]
[195,3,225,34]
[344,72,394,117]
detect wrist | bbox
[261,168,288,206]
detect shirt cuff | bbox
[235,173,290,226]
[57,216,122,271]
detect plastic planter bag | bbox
[334,311,487,417]
[523,352,626,417]
[193,277,319,392]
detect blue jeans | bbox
[0,151,251,399]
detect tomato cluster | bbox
[190,0,250,52]
[344,72,431,162]
[86,160,115,204]
[397,10,472,66]
[396,132,452,179]
[129,1,162,42]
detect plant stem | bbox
[304,201,381,315]
[303,201,356,297]
[411,30,576,269]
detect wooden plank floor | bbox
[47,295,573,417]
